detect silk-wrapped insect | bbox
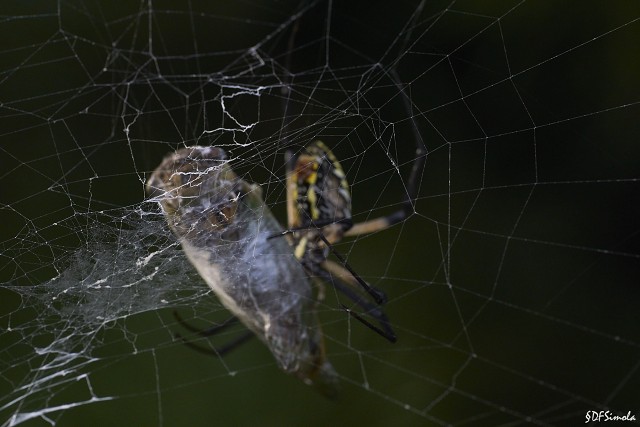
[147,146,339,397]
[147,142,406,397]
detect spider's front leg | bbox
[318,260,397,343]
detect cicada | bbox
[147,146,339,398]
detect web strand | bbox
[1,1,639,426]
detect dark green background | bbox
[1,1,639,426]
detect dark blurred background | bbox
[1,1,639,426]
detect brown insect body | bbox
[147,146,339,398]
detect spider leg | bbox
[340,304,396,343]
[315,266,397,343]
[266,218,352,240]
[268,227,388,305]
[344,211,407,237]
[346,70,428,238]
[173,311,254,357]
[317,234,386,305]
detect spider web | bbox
[1,1,639,426]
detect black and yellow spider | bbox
[275,140,405,342]
[147,139,423,397]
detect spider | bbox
[271,140,404,342]
[146,139,423,397]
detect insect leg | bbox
[173,311,239,337]
[173,312,254,357]
[175,330,254,358]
